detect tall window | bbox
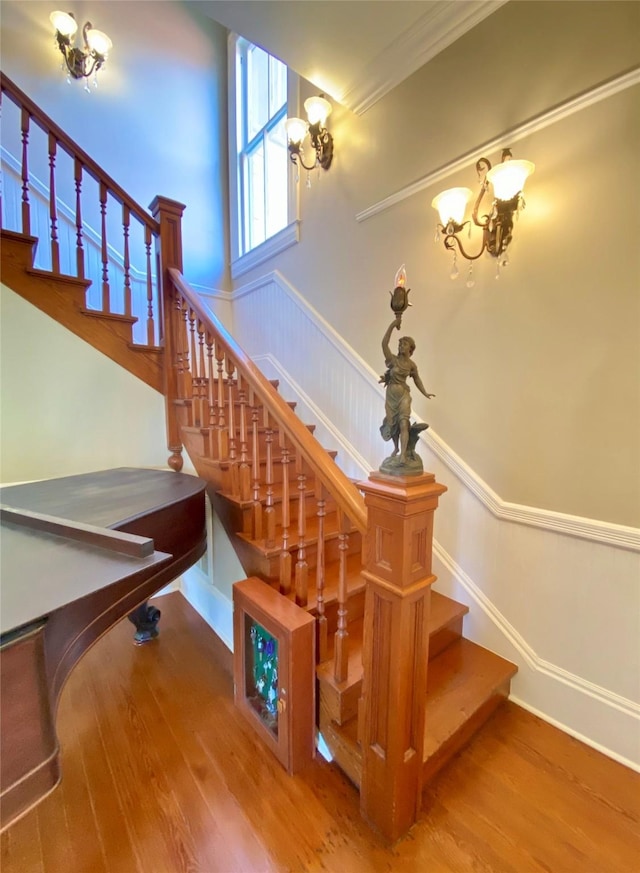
[237,40,288,253]
[229,36,299,277]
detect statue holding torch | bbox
[379,266,435,475]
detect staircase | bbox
[0,71,517,842]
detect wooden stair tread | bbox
[305,552,364,611]
[430,590,469,635]
[423,637,517,758]
[316,590,468,699]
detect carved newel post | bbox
[358,471,446,841]
[149,195,186,473]
[358,267,446,841]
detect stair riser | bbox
[238,494,339,536]
[428,616,465,661]
[421,680,512,784]
[319,676,363,727]
[254,531,362,580]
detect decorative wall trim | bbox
[424,428,640,552]
[434,540,640,722]
[252,351,372,476]
[230,221,300,280]
[235,270,640,552]
[195,285,233,303]
[356,66,640,223]
[340,0,507,115]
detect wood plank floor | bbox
[2,592,638,872]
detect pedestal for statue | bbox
[358,469,447,842]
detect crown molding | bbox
[339,0,507,115]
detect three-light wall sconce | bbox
[432,149,535,285]
[50,10,112,91]
[286,94,334,185]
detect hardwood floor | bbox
[2,592,638,872]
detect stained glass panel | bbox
[244,615,279,737]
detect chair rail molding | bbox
[356,66,640,223]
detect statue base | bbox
[379,454,424,477]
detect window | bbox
[229,35,299,278]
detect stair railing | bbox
[0,73,163,348]
[166,268,367,682]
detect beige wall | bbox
[0,285,168,482]
[233,0,640,528]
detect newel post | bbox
[358,470,447,842]
[149,195,186,473]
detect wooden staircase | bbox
[0,69,517,843]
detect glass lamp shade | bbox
[85,28,113,55]
[486,159,535,200]
[304,95,332,127]
[50,10,78,37]
[285,117,308,146]
[394,264,407,288]
[431,187,473,226]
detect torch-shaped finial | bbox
[390,264,411,326]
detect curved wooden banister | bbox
[168,268,367,534]
[0,73,158,236]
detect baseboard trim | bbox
[510,696,640,774]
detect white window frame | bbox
[228,33,300,280]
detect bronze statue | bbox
[379,308,434,476]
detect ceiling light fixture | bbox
[50,10,112,91]
[285,94,334,185]
[432,149,535,284]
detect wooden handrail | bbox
[168,268,367,534]
[0,73,158,236]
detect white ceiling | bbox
[195,0,507,114]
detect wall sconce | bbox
[50,10,113,91]
[432,149,535,284]
[285,94,334,185]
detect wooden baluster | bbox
[122,205,132,317]
[20,108,31,236]
[48,134,60,273]
[0,87,3,226]
[74,158,85,279]
[315,483,328,663]
[250,389,263,540]
[237,377,251,501]
[174,295,190,401]
[279,435,292,595]
[226,358,239,497]
[197,320,207,429]
[264,416,275,548]
[188,308,198,426]
[99,182,110,312]
[295,455,309,607]
[204,331,216,457]
[333,511,350,684]
[215,343,228,461]
[144,224,155,345]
